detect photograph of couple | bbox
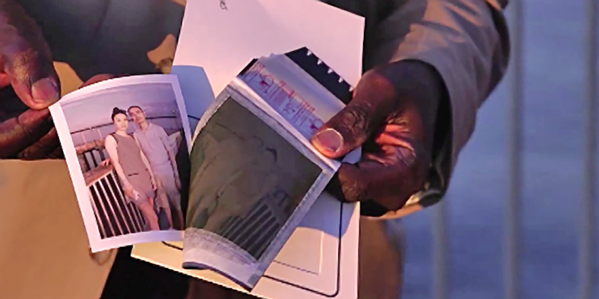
[58,79,190,244]
[104,105,184,232]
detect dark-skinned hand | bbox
[0,0,61,159]
[183,60,447,299]
[311,59,445,214]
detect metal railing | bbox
[75,129,148,238]
[76,131,148,238]
[579,0,597,298]
[430,1,597,299]
[505,0,524,298]
[85,166,147,238]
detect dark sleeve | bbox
[381,0,510,214]
[326,0,510,217]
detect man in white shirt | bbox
[128,105,184,230]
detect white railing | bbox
[76,127,183,239]
[85,166,147,238]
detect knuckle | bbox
[15,113,33,135]
[18,109,50,135]
[380,148,429,210]
[400,151,428,191]
[338,165,370,202]
[334,102,377,143]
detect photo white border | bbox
[49,74,193,253]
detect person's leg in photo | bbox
[136,196,160,231]
[155,181,175,230]
[157,172,184,229]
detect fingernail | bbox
[31,78,59,105]
[313,128,343,154]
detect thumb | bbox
[311,70,396,158]
[0,1,60,109]
[311,97,387,159]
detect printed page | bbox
[238,54,347,141]
[49,75,193,253]
[183,84,336,289]
[237,50,362,165]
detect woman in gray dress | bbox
[104,107,160,231]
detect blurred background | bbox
[401,0,598,298]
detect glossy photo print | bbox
[187,97,323,259]
[49,75,192,252]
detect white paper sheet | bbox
[255,0,364,85]
[172,0,364,121]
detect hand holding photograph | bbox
[50,46,356,292]
[175,47,356,290]
[45,0,366,296]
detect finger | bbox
[311,71,397,158]
[47,146,64,159]
[0,1,60,109]
[0,108,53,158]
[334,125,429,210]
[17,126,59,159]
[336,148,425,211]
